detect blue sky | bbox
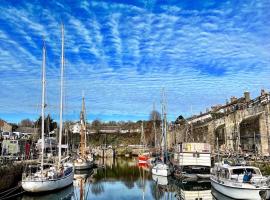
[0,0,270,123]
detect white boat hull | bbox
[22,171,74,193]
[152,163,171,177]
[211,177,268,200]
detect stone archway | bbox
[214,124,226,149]
[239,115,260,154]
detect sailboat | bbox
[22,25,74,193]
[138,122,150,164]
[74,95,94,170]
[151,90,172,177]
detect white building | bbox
[71,122,81,134]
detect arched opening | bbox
[239,116,260,154]
[215,125,226,149]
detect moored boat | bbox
[138,122,150,164]
[210,163,270,200]
[151,90,172,177]
[22,26,74,192]
[173,142,211,181]
[74,95,94,170]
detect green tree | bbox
[35,114,57,136]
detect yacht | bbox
[22,25,74,192]
[151,90,172,177]
[210,163,270,199]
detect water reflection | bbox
[19,185,74,200]
[19,157,222,200]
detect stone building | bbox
[172,90,270,156]
[0,119,12,132]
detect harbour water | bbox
[17,157,230,200]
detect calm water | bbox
[18,157,230,200]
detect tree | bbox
[149,110,161,121]
[20,119,34,127]
[34,114,57,136]
[92,119,102,133]
[10,123,18,131]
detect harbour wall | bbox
[170,90,270,156]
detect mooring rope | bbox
[0,190,25,200]
[0,183,21,196]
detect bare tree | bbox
[92,119,102,133]
[20,118,34,127]
[149,110,161,121]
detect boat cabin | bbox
[175,143,211,167]
[215,164,263,183]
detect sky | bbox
[0,0,270,123]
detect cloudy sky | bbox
[0,0,270,123]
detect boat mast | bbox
[58,24,64,166]
[141,122,144,153]
[161,89,167,163]
[153,102,157,149]
[80,94,86,157]
[41,41,46,173]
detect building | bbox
[0,119,12,133]
[71,122,81,134]
[172,90,270,156]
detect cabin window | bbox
[231,168,259,175]
[245,168,260,175]
[232,168,245,175]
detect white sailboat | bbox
[151,90,172,177]
[22,25,74,193]
[74,95,94,170]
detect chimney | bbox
[230,96,237,103]
[244,91,250,102]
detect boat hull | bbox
[197,174,211,179]
[74,161,94,170]
[210,177,268,200]
[152,163,171,177]
[138,155,149,161]
[22,171,74,193]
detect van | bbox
[1,132,13,139]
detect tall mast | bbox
[41,41,46,173]
[58,24,64,166]
[80,94,86,157]
[82,94,87,150]
[161,89,167,163]
[141,122,144,153]
[153,102,157,149]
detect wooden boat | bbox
[22,26,74,192]
[74,96,94,170]
[210,163,270,200]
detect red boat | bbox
[138,153,150,163]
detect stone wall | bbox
[172,92,270,156]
